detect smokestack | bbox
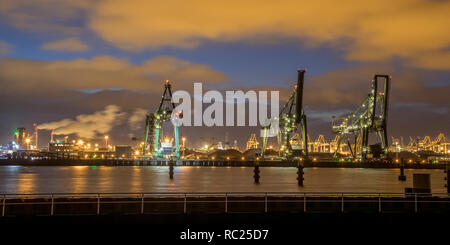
[50,129,54,143]
[33,123,38,149]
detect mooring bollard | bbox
[169,158,174,179]
[398,158,406,181]
[254,158,260,184]
[297,158,304,186]
[445,163,449,194]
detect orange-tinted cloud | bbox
[1,1,450,70]
[41,38,90,52]
[245,63,449,109]
[0,55,229,94]
[303,64,450,108]
[88,0,450,69]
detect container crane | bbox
[331,75,390,162]
[261,69,308,159]
[142,80,181,159]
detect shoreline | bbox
[0,158,446,169]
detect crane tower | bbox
[142,80,181,159]
[261,69,308,159]
[331,75,390,162]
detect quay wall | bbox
[0,158,446,169]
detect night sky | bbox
[0,0,449,149]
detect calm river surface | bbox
[0,166,446,194]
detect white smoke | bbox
[38,105,126,138]
[128,108,148,130]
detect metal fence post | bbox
[2,195,5,217]
[225,193,228,213]
[341,193,344,213]
[265,192,268,213]
[378,193,381,213]
[415,193,418,213]
[303,193,306,212]
[141,193,144,215]
[184,193,187,214]
[51,194,54,216]
[97,194,100,215]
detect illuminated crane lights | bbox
[261,69,308,159]
[406,133,448,153]
[331,75,391,162]
[142,80,181,159]
[246,133,259,150]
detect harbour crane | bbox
[261,69,308,159]
[246,133,259,150]
[331,75,391,162]
[142,80,181,159]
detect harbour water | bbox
[0,166,446,194]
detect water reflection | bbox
[17,173,36,193]
[0,166,446,194]
[130,166,143,193]
[72,166,88,193]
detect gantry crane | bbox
[142,80,181,159]
[246,133,259,150]
[261,69,308,159]
[313,135,329,153]
[409,133,449,153]
[331,75,390,162]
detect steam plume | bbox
[38,105,125,138]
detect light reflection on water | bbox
[72,166,88,193]
[0,166,446,194]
